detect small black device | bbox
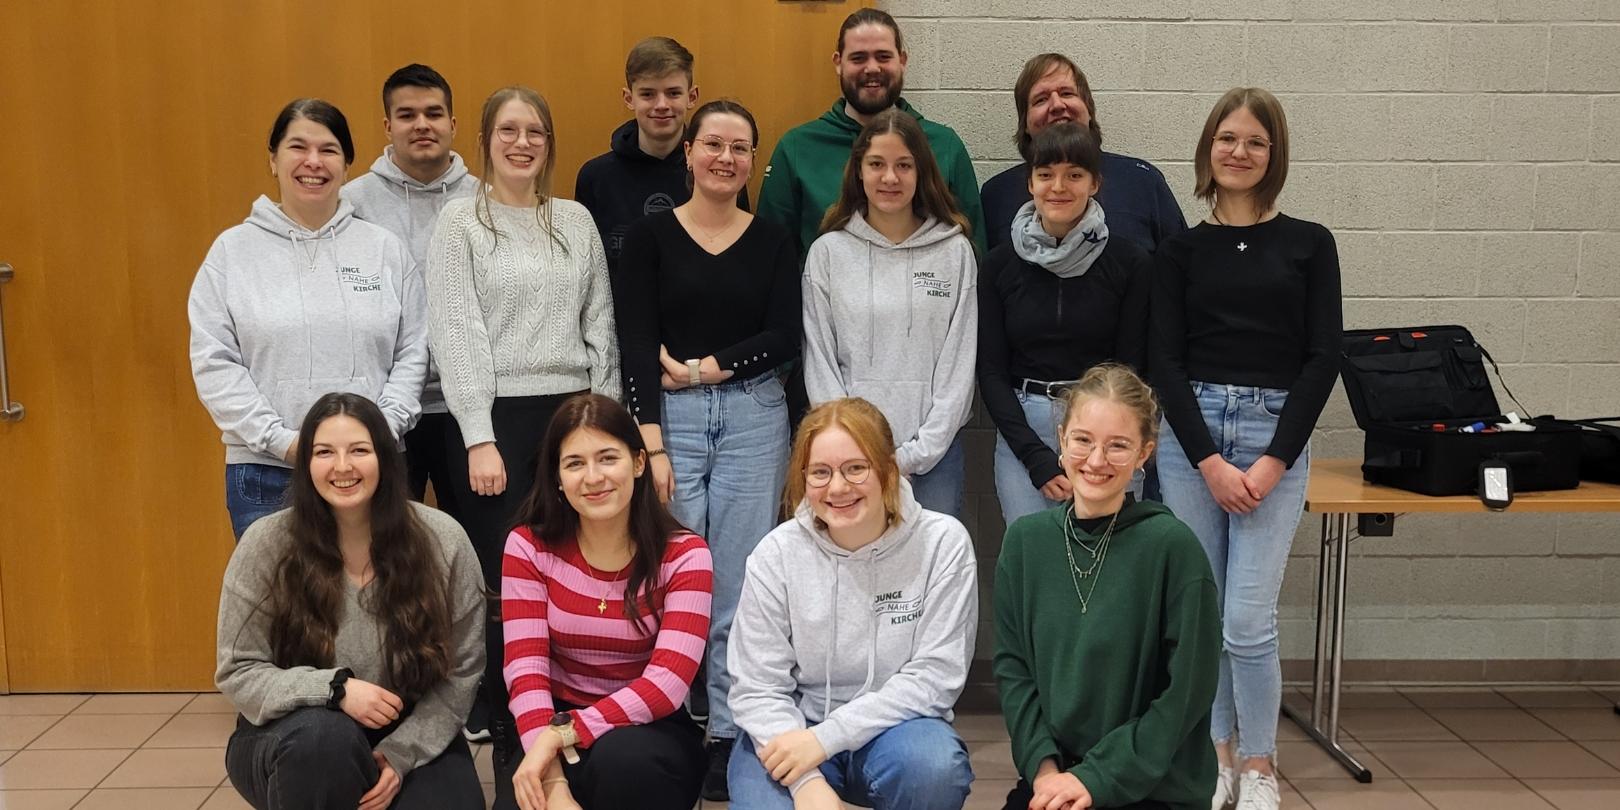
[1478,460,1513,510]
[1357,512,1395,537]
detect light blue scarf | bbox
[1010,199,1109,279]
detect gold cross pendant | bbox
[597,598,608,614]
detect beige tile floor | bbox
[3,685,1619,808]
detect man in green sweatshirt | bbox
[757,8,987,258]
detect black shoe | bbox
[701,736,735,802]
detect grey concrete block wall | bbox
[884,1,1620,665]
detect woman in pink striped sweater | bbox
[499,393,713,810]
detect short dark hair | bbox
[837,8,904,54]
[382,63,453,116]
[1013,53,1101,161]
[269,98,355,165]
[1029,122,1103,178]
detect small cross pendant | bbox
[1237,242,1248,252]
[597,599,607,614]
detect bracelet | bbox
[646,448,668,459]
[326,667,354,710]
[542,777,569,786]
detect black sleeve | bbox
[976,252,1062,489]
[616,217,666,424]
[1113,245,1151,375]
[711,227,801,376]
[1265,226,1343,466]
[1150,245,1219,467]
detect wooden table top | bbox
[1306,459,1620,514]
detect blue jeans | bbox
[663,373,790,740]
[225,463,294,540]
[993,389,1143,527]
[909,432,966,518]
[1155,382,1309,761]
[727,718,973,810]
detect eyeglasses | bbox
[1213,132,1271,155]
[694,137,754,159]
[494,125,550,145]
[1064,435,1138,466]
[806,460,872,488]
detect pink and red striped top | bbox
[501,527,712,751]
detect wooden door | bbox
[0,0,865,692]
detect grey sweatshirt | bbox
[802,212,979,476]
[188,196,428,467]
[343,149,478,415]
[426,196,621,446]
[728,478,978,791]
[215,502,485,780]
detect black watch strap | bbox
[327,667,354,710]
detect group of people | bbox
[198,8,1342,810]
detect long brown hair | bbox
[819,109,969,238]
[1193,87,1290,219]
[475,85,568,254]
[783,398,903,530]
[510,394,686,635]
[267,393,453,702]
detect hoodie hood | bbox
[1060,495,1173,536]
[247,194,356,240]
[608,119,681,164]
[366,147,472,192]
[818,96,925,135]
[842,209,961,250]
[792,474,927,561]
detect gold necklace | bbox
[582,556,629,615]
[686,210,740,244]
[1063,506,1120,614]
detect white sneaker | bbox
[1211,765,1238,810]
[1234,769,1280,810]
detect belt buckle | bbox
[1045,380,1066,398]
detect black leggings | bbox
[446,392,581,810]
[560,704,706,810]
[225,709,481,810]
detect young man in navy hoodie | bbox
[576,36,747,278]
[341,61,483,737]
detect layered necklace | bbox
[1063,505,1120,615]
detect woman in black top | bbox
[1149,88,1341,810]
[613,98,800,803]
[978,122,1151,527]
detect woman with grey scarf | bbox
[976,122,1152,527]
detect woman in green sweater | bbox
[994,364,1221,810]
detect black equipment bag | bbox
[1554,417,1620,484]
[1339,325,1582,496]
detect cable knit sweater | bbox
[426,196,621,447]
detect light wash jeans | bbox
[1155,381,1309,761]
[224,463,293,540]
[910,432,966,518]
[727,717,973,810]
[663,373,790,741]
[993,389,1143,528]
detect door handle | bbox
[0,262,24,422]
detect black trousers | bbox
[225,708,481,810]
[404,411,463,513]
[446,392,581,810]
[1002,779,1172,810]
[492,703,706,810]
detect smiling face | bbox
[1024,65,1092,137]
[309,414,379,515]
[1061,398,1154,512]
[1209,105,1272,196]
[384,85,455,171]
[805,427,887,546]
[835,23,907,116]
[1030,161,1099,232]
[860,132,917,218]
[270,116,346,208]
[625,71,696,143]
[485,97,549,194]
[684,111,753,200]
[558,426,644,526]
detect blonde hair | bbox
[784,398,903,528]
[1056,363,1161,448]
[475,86,567,254]
[1193,87,1290,219]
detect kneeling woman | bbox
[216,393,485,810]
[728,397,978,810]
[502,394,713,810]
[994,365,1220,810]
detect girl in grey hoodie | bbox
[727,398,977,810]
[189,99,428,541]
[802,110,978,519]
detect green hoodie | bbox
[757,97,987,258]
[994,499,1220,810]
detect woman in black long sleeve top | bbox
[978,123,1151,527]
[1149,88,1341,810]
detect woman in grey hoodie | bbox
[727,397,977,810]
[189,99,428,541]
[802,110,978,519]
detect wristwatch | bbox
[549,711,581,764]
[687,358,702,386]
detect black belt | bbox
[1019,378,1080,398]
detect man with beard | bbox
[980,53,1185,253]
[758,8,986,257]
